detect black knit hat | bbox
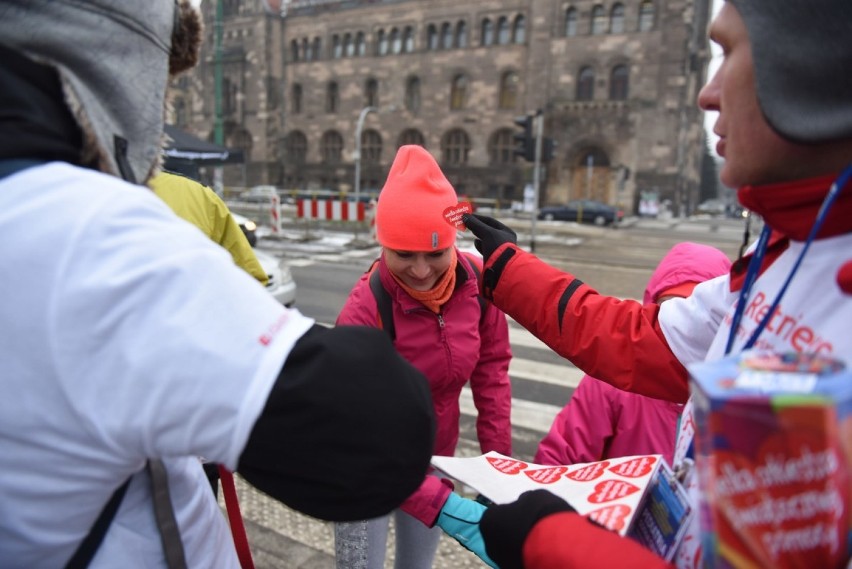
[238,325,436,522]
[729,0,852,143]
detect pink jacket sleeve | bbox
[400,474,454,527]
[533,375,613,465]
[469,297,513,456]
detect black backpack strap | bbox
[461,252,487,323]
[65,477,132,569]
[369,265,396,342]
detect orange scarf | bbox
[391,249,457,314]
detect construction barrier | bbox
[297,199,365,222]
[269,194,281,235]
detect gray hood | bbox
[729,0,852,143]
[0,0,181,183]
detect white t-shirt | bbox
[660,233,852,368]
[0,163,314,567]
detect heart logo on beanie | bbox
[586,504,632,532]
[524,466,568,484]
[486,456,528,475]
[443,202,474,229]
[587,479,641,503]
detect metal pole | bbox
[353,106,377,241]
[213,0,224,194]
[529,110,543,253]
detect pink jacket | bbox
[534,242,732,467]
[337,249,513,525]
[337,250,512,457]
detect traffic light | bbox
[542,138,557,162]
[513,114,535,162]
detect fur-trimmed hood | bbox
[0,0,201,184]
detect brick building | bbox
[175,0,712,215]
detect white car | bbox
[231,212,296,307]
[253,248,297,308]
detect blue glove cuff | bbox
[437,493,498,568]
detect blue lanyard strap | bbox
[725,164,852,354]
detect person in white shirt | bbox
[0,2,435,567]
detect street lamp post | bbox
[353,106,377,242]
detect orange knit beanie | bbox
[376,145,459,251]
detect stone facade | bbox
[175,0,711,215]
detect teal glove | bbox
[436,493,498,568]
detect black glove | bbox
[462,213,517,263]
[480,489,575,569]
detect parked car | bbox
[538,200,624,226]
[695,199,727,216]
[240,185,279,203]
[253,248,297,308]
[232,212,296,307]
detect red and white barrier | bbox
[269,194,281,235]
[297,199,365,222]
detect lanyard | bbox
[724,164,852,354]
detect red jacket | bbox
[534,242,731,467]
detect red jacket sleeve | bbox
[485,244,689,403]
[523,512,673,569]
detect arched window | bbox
[398,129,425,148]
[513,15,526,44]
[312,37,322,59]
[286,130,307,164]
[610,4,625,34]
[609,65,629,100]
[481,19,494,46]
[499,71,519,109]
[441,22,453,49]
[290,40,299,62]
[173,98,187,126]
[591,5,607,35]
[442,129,471,164]
[301,38,310,61]
[403,27,414,52]
[361,129,382,164]
[222,77,237,115]
[332,34,342,58]
[355,32,365,56]
[489,129,516,165]
[390,28,402,54]
[320,130,343,164]
[377,29,388,55]
[405,76,421,113]
[427,24,439,51]
[326,81,339,113]
[343,33,354,57]
[232,129,252,163]
[497,17,510,44]
[291,83,302,114]
[577,66,594,100]
[639,0,655,31]
[565,7,578,36]
[456,21,468,48]
[365,78,379,108]
[450,74,468,110]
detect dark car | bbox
[538,200,624,226]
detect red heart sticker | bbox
[587,479,641,504]
[443,202,473,229]
[608,456,657,479]
[586,504,632,533]
[486,456,528,475]
[565,461,610,482]
[524,466,568,484]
